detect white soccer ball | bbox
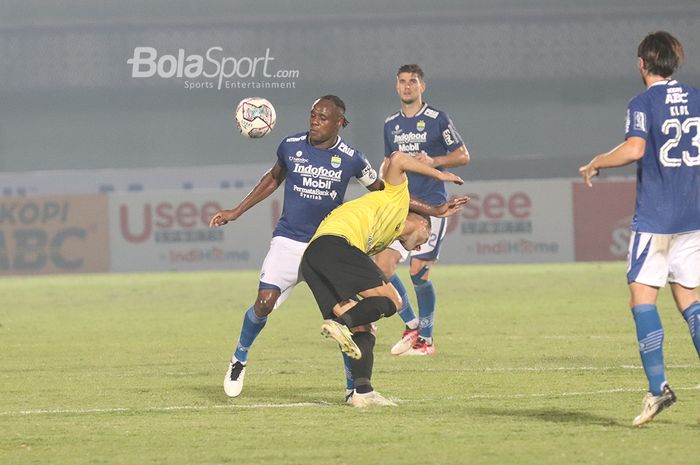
[235,97,276,138]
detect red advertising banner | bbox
[573,180,636,261]
[0,194,110,275]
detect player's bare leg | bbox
[224,289,279,397]
[325,296,395,406]
[376,248,421,355]
[629,283,676,426]
[401,257,437,356]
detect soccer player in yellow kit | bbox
[300,151,467,407]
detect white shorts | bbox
[627,230,700,288]
[258,236,308,309]
[388,216,447,262]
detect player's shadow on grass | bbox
[473,407,624,428]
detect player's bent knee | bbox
[361,283,402,312]
[254,289,280,317]
[410,265,431,286]
[374,295,397,318]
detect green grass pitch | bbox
[1,263,698,465]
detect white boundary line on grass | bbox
[381,364,697,373]
[2,385,698,417]
[0,402,332,417]
[457,385,700,401]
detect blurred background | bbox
[3,0,700,181]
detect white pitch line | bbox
[2,386,699,417]
[0,402,332,417]
[457,385,700,401]
[380,363,696,373]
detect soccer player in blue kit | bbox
[209,95,382,398]
[579,31,700,426]
[375,64,471,356]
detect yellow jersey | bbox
[312,178,410,255]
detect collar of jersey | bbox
[400,103,428,119]
[306,133,342,150]
[647,79,676,89]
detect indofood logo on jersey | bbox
[394,132,427,153]
[294,164,342,190]
[127,46,300,90]
[292,164,341,200]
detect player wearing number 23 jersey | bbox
[625,79,700,233]
[579,31,700,427]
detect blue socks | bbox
[412,266,435,340]
[342,352,354,390]
[234,307,268,363]
[389,274,418,329]
[631,304,667,395]
[682,301,700,358]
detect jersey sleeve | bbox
[438,112,464,152]
[625,96,650,140]
[354,151,378,187]
[384,122,394,158]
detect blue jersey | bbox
[625,80,700,234]
[384,103,464,205]
[273,132,377,242]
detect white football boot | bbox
[223,358,246,398]
[632,385,676,426]
[321,320,361,359]
[390,328,419,355]
[351,391,398,408]
[345,389,355,405]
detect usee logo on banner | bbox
[120,201,223,243]
[127,46,300,90]
[459,192,532,234]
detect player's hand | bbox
[209,210,236,227]
[434,195,471,218]
[578,162,599,187]
[413,151,435,167]
[440,171,464,185]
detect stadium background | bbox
[1,0,700,274]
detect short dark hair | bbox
[408,211,431,226]
[397,64,424,80]
[637,31,684,77]
[318,94,349,128]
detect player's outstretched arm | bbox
[408,195,470,218]
[385,151,464,186]
[209,161,287,227]
[579,137,645,187]
[414,145,470,168]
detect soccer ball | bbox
[235,97,276,138]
